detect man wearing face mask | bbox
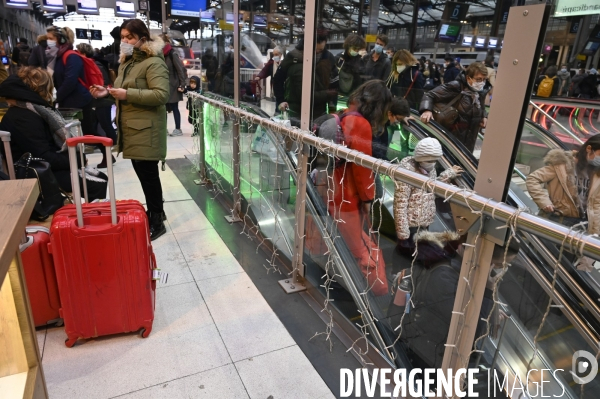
[333,34,366,98]
[557,64,571,97]
[393,137,462,255]
[362,34,391,82]
[419,62,488,153]
[255,46,283,107]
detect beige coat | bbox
[394,157,457,240]
[526,149,600,233]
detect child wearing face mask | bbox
[394,137,463,256]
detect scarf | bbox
[46,46,59,76]
[15,101,70,152]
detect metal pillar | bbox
[279,0,317,294]
[161,0,167,33]
[226,0,242,223]
[358,0,365,36]
[367,0,380,37]
[441,3,551,388]
[409,0,419,53]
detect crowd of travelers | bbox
[2,20,600,372]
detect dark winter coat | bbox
[420,71,486,153]
[11,43,31,66]
[0,75,71,181]
[579,74,598,99]
[53,45,93,109]
[185,75,201,125]
[387,64,425,110]
[400,231,493,368]
[571,73,587,97]
[362,51,391,82]
[201,52,218,80]
[28,43,48,69]
[273,47,335,118]
[163,44,187,103]
[443,62,460,83]
[334,52,364,96]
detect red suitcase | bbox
[49,136,156,347]
[20,226,63,327]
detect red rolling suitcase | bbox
[49,136,156,347]
[20,226,63,327]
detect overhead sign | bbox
[3,0,32,10]
[570,17,582,33]
[76,28,88,40]
[138,0,148,11]
[115,1,136,17]
[441,1,470,22]
[555,0,600,18]
[589,25,600,42]
[42,0,66,12]
[77,0,99,15]
[90,30,102,40]
[170,0,208,18]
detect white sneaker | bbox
[169,129,183,136]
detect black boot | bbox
[149,211,167,241]
[146,210,167,221]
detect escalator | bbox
[198,93,600,396]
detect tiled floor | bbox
[37,102,334,399]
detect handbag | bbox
[432,93,462,129]
[14,153,64,221]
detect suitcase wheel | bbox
[140,327,151,338]
[65,337,77,348]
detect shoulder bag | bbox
[432,93,462,129]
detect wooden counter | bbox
[0,179,49,399]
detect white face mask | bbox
[349,49,358,57]
[47,40,57,48]
[120,41,135,56]
[273,56,281,62]
[396,65,406,74]
[420,161,436,171]
[469,80,485,92]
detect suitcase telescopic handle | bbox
[0,130,15,180]
[67,136,117,227]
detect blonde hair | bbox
[62,27,75,44]
[17,67,54,103]
[392,50,418,68]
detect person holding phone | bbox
[90,19,169,241]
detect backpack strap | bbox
[439,92,462,112]
[61,50,87,87]
[404,70,419,99]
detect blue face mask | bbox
[589,155,600,168]
[374,44,383,54]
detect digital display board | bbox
[437,23,462,43]
[582,41,600,56]
[76,0,99,15]
[115,1,136,17]
[475,37,487,48]
[253,15,267,27]
[170,0,208,18]
[3,0,31,10]
[42,0,66,12]
[488,37,499,49]
[461,35,473,47]
[226,12,244,24]
[200,10,216,22]
[555,0,600,18]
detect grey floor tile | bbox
[235,345,334,399]
[42,283,231,399]
[162,183,193,202]
[114,364,249,399]
[164,200,211,234]
[197,273,296,362]
[152,233,194,288]
[36,329,46,359]
[175,230,244,281]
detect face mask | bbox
[420,161,436,171]
[315,53,322,63]
[47,40,57,48]
[561,68,567,73]
[469,80,485,92]
[120,41,136,56]
[396,65,406,74]
[589,155,600,168]
[349,49,358,57]
[373,44,383,54]
[273,56,281,62]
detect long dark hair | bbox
[120,19,152,42]
[577,134,600,171]
[347,80,392,135]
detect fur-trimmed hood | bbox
[543,149,576,173]
[414,230,461,266]
[119,35,165,64]
[414,230,461,248]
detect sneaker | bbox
[169,128,183,136]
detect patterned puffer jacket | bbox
[394,156,458,240]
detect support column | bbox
[367,0,381,37]
[441,4,551,388]
[409,0,420,53]
[279,0,317,294]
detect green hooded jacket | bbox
[114,36,169,161]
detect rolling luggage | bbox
[20,226,63,327]
[49,136,156,348]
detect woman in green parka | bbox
[91,19,170,240]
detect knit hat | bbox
[413,137,443,162]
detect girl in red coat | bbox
[329,80,393,296]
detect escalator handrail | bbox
[531,96,600,110]
[529,101,584,145]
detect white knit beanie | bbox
[413,137,443,162]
